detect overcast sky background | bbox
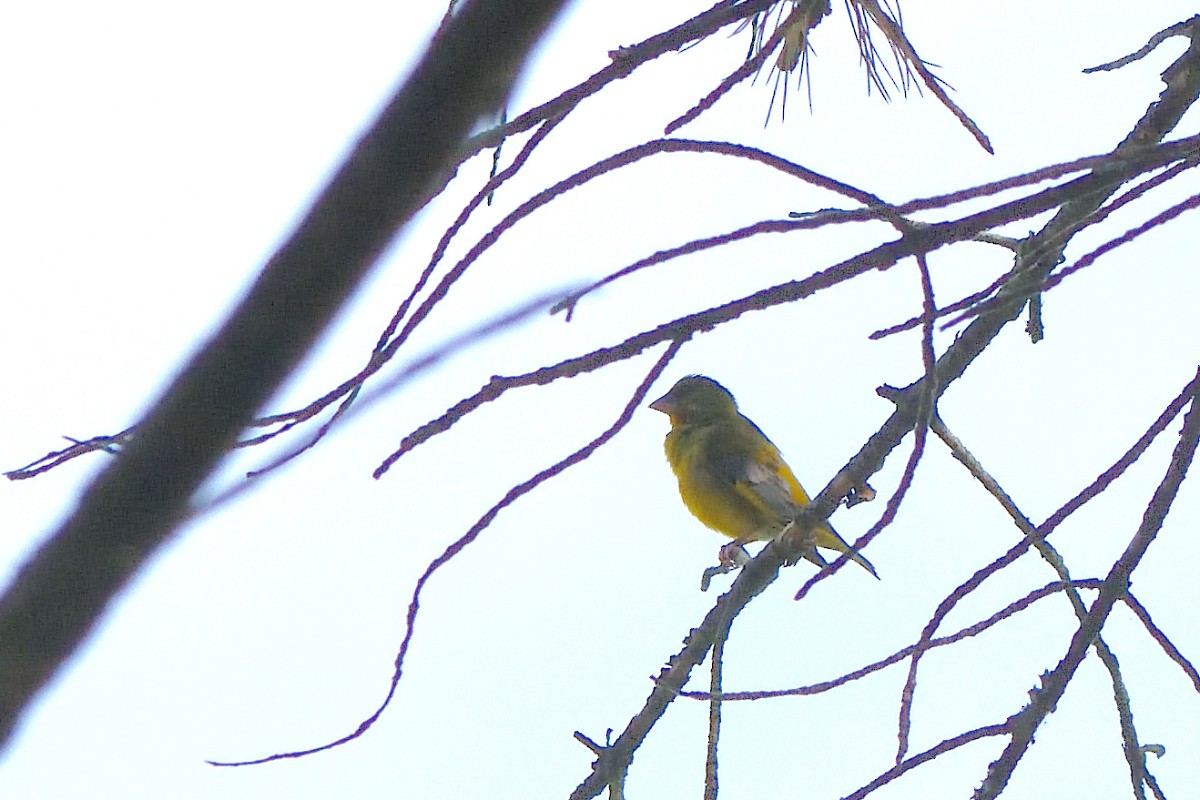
[3,2,1199,798]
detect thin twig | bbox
[1084,17,1200,73]
[974,371,1200,800]
[1122,593,1200,693]
[209,340,687,766]
[683,579,1104,702]
[929,416,1149,798]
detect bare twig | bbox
[1084,17,1200,73]
[682,579,1105,702]
[1122,593,1200,694]
[209,340,686,765]
[973,372,1200,800]
[11,135,1197,483]
[928,416,1150,798]
[704,609,733,800]
[887,368,1198,768]
[846,722,1011,800]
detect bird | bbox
[649,375,877,578]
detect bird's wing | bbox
[708,418,801,527]
[737,450,802,522]
[712,418,880,577]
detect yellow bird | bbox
[650,375,877,578]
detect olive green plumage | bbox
[650,375,876,577]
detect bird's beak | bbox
[649,393,672,414]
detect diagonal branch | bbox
[973,371,1200,800]
[0,0,570,752]
[928,417,1152,798]
[568,29,1200,793]
[210,340,687,766]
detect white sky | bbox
[3,1,1199,798]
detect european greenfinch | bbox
[650,375,877,578]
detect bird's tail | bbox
[810,524,879,579]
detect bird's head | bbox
[649,375,738,425]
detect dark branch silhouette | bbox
[0,0,571,750]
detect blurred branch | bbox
[3,0,772,482]
[0,0,569,752]
[196,289,577,512]
[472,0,777,152]
[6,6,1199,795]
[11,132,1196,484]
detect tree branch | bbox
[0,0,569,751]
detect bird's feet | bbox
[700,541,751,591]
[718,541,751,567]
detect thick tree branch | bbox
[0,0,569,750]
